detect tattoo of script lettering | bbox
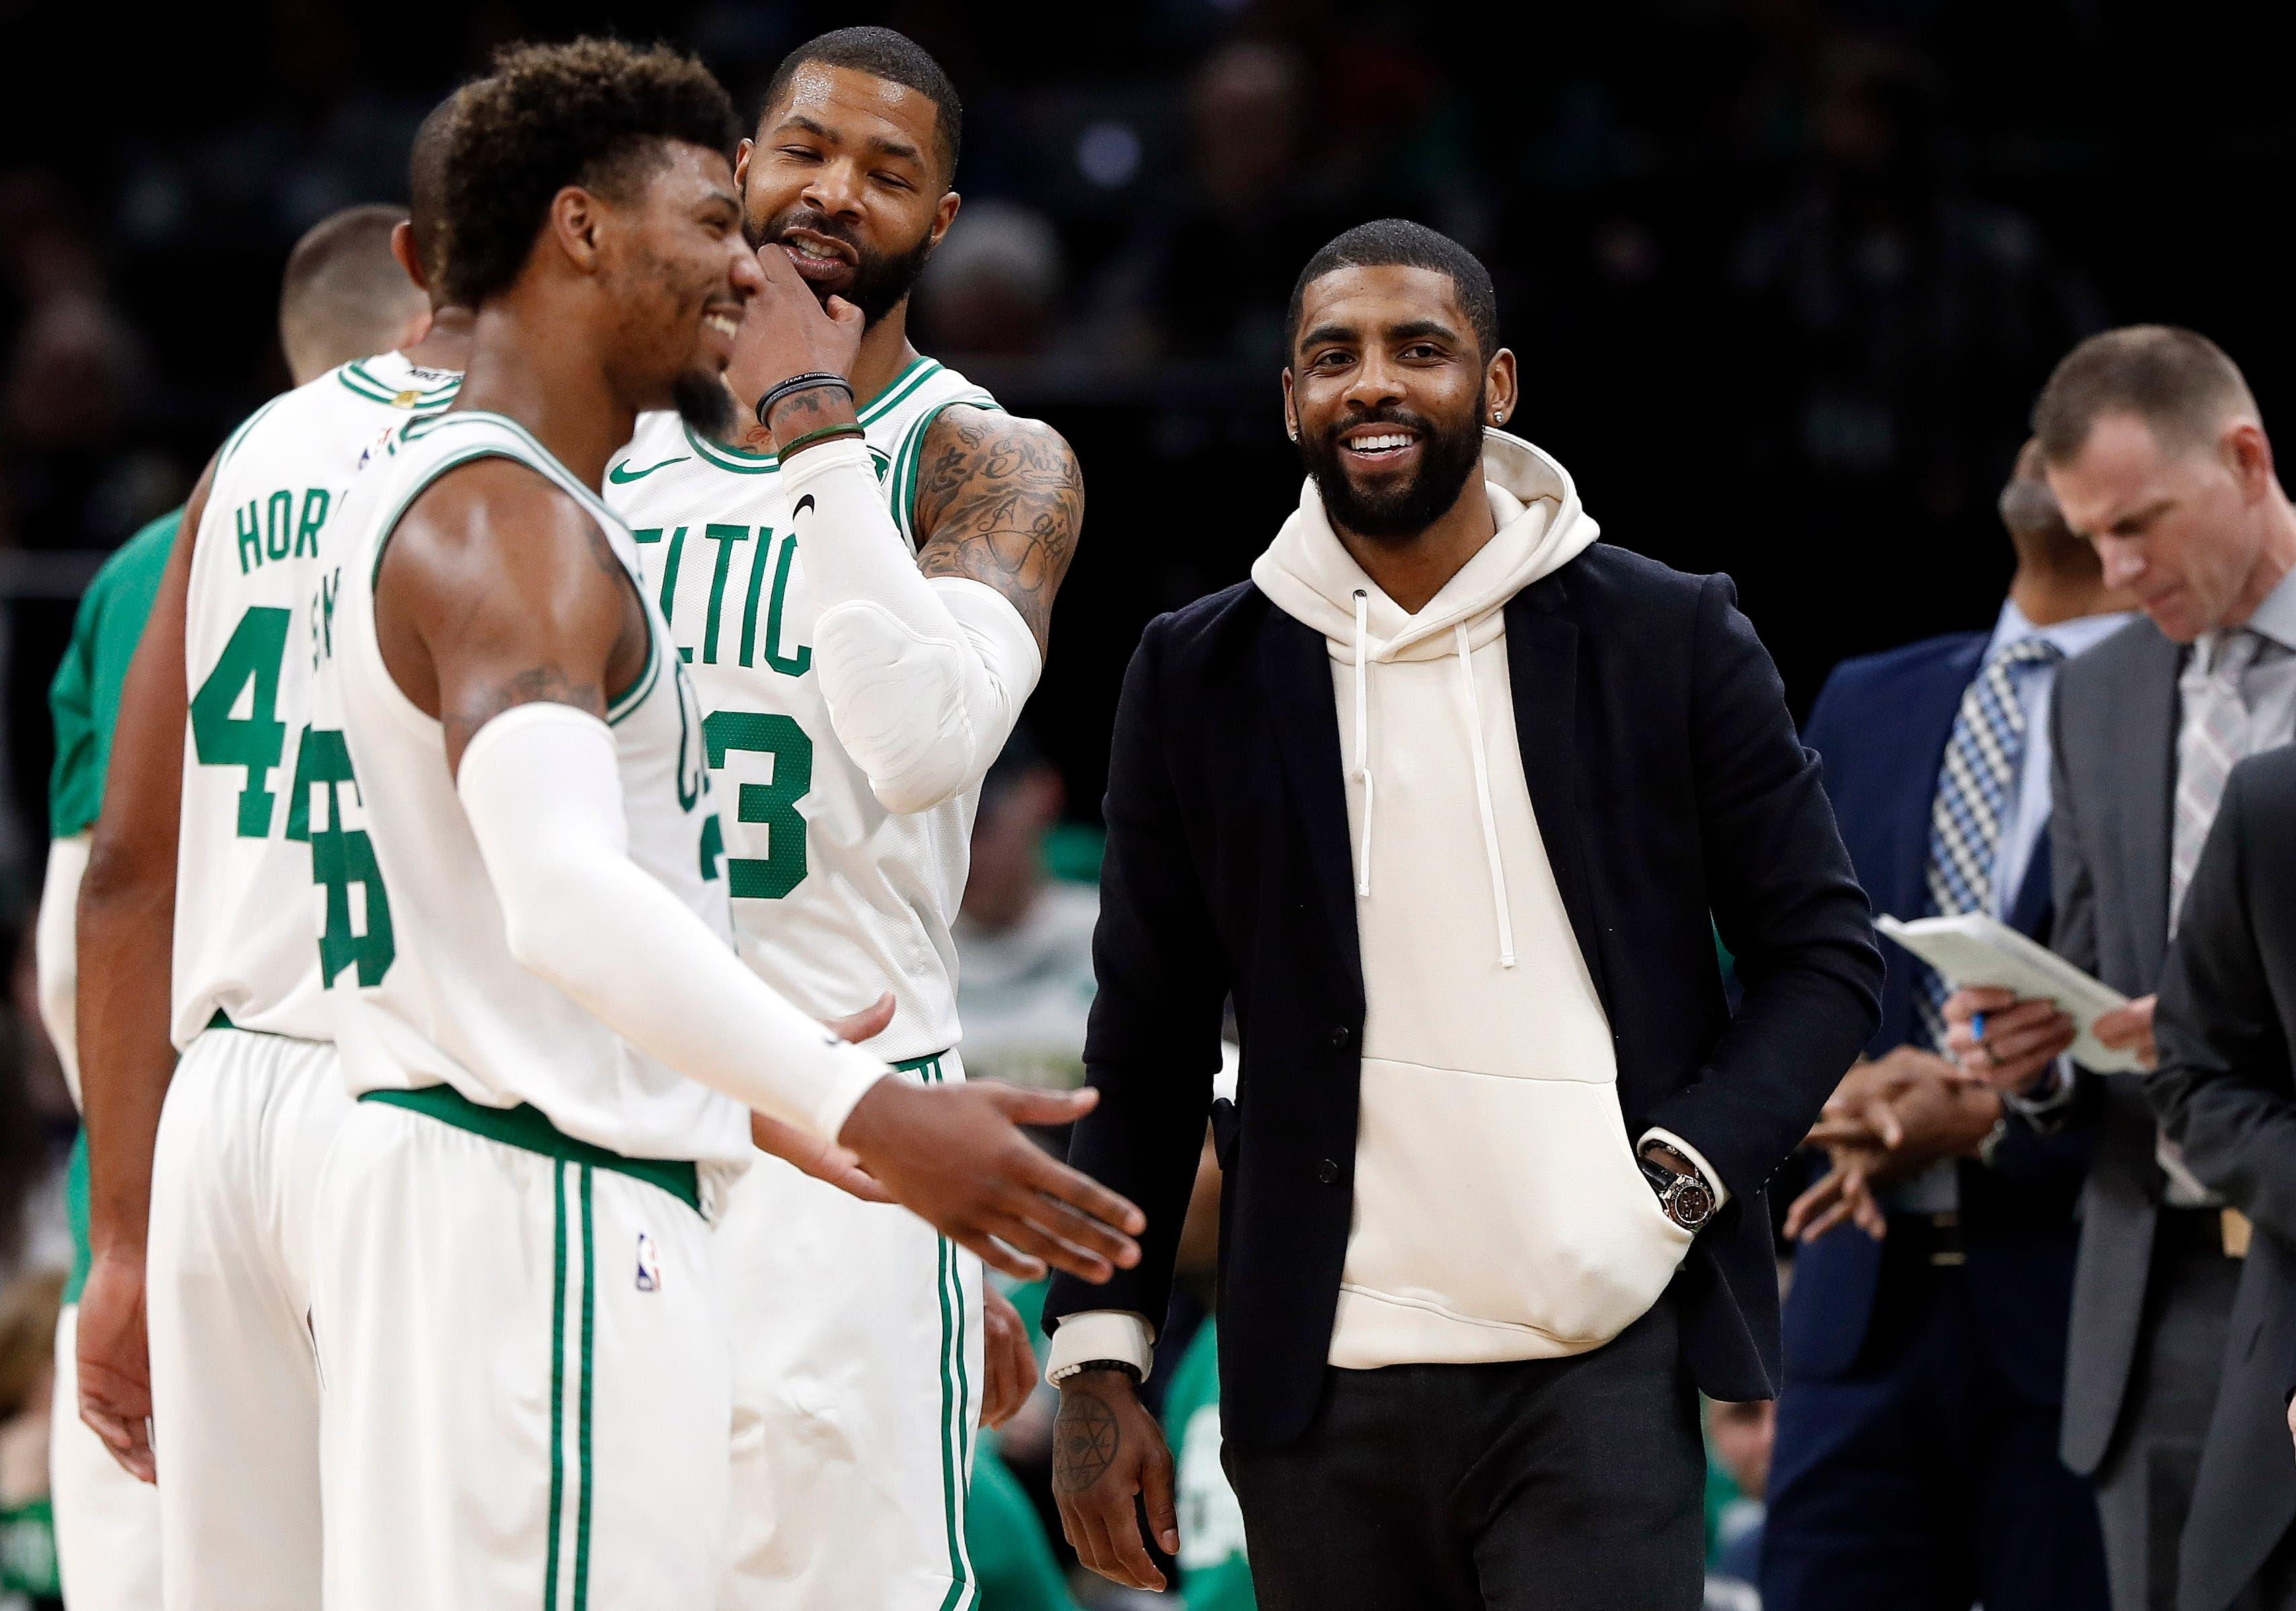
[912,408,1084,654]
[1052,1384,1121,1494]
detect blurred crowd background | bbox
[3,0,2295,1604]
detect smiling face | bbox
[737,63,959,326]
[592,139,760,433]
[1283,263,1514,541]
[2045,411,2279,643]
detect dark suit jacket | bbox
[1047,545,1884,1452]
[1786,631,2088,1404]
[2047,619,2186,1475]
[2148,745,2296,1611]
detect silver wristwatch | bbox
[1637,1150,1716,1232]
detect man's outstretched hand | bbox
[838,1078,1144,1284]
[1054,1368,1178,1591]
[77,1245,155,1483]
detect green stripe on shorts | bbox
[911,1052,976,1611]
[545,1161,597,1611]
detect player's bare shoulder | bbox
[911,404,1083,652]
[376,458,644,750]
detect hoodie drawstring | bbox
[1351,590,1374,897]
[1454,621,1517,969]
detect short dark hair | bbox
[2032,325,2259,465]
[1997,440,2071,541]
[278,204,424,383]
[1286,219,1501,358]
[759,26,962,184]
[406,87,466,296]
[442,38,742,308]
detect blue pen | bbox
[1971,1011,1987,1044]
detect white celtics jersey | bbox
[315,407,750,1165]
[603,356,996,1063]
[172,352,461,1048]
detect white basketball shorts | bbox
[714,1048,986,1611]
[145,1023,348,1611]
[310,1086,734,1611]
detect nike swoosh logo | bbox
[608,455,689,483]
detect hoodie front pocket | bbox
[1336,1058,1691,1362]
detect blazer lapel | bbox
[2118,631,2182,980]
[1504,581,1613,1009]
[1256,609,1364,999]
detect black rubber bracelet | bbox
[1056,1358,1143,1384]
[754,370,854,428]
[776,422,868,460]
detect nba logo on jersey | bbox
[635,1232,662,1292]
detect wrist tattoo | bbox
[1052,1384,1121,1493]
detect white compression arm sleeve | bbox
[36,834,89,1105]
[783,438,1043,814]
[457,703,890,1142]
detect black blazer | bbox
[2148,745,2296,1611]
[1047,544,1884,1452]
[1785,630,2088,1403]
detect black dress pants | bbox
[1222,1298,1704,1611]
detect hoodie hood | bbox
[1251,430,1599,660]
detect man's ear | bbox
[1281,367,1299,443]
[389,220,429,294]
[930,189,961,251]
[734,136,755,190]
[2225,420,2277,504]
[549,186,608,274]
[1486,346,1518,428]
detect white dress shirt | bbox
[2155,563,2296,1204]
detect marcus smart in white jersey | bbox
[604,27,1085,1611]
[71,97,471,1611]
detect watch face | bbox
[1671,1182,1714,1227]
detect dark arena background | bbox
[4,2,2296,1606]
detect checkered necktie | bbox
[2170,629,2264,935]
[1913,637,2065,1049]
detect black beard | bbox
[746,205,935,326]
[671,370,736,438]
[1298,393,1487,541]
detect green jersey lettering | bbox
[189,605,292,836]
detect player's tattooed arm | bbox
[377,459,649,773]
[912,407,1084,656]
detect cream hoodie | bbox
[1253,430,1698,1368]
[1045,432,1713,1382]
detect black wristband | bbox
[1052,1358,1142,1385]
[754,370,854,428]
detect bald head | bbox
[277,204,427,384]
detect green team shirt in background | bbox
[48,506,181,1306]
[1164,1320,1257,1611]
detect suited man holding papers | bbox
[1946,327,2296,1611]
[1762,442,2129,1611]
